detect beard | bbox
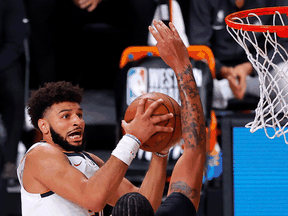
[50,126,86,152]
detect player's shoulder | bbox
[29,141,62,153]
[26,141,67,163]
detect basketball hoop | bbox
[225,6,288,143]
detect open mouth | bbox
[67,129,83,141]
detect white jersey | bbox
[17,142,104,216]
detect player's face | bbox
[45,102,85,149]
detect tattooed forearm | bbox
[198,122,206,144]
[177,64,200,105]
[183,64,194,76]
[176,64,206,149]
[170,181,198,200]
[178,66,199,100]
[180,83,199,99]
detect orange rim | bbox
[225,6,288,38]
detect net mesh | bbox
[226,10,288,143]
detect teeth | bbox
[70,134,80,139]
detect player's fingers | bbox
[135,98,147,116]
[144,99,163,117]
[121,120,128,134]
[158,20,174,38]
[153,20,172,40]
[155,125,174,133]
[148,26,163,44]
[149,20,167,41]
[151,113,174,124]
[169,22,181,40]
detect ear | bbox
[38,119,50,134]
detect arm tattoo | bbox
[176,64,206,149]
[170,181,198,200]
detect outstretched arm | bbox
[149,20,206,211]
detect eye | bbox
[77,113,83,118]
[62,114,69,119]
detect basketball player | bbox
[17,81,175,215]
[112,20,207,216]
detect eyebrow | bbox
[58,108,83,115]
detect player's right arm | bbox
[23,98,173,213]
[24,144,130,213]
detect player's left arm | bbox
[88,152,167,212]
[137,154,167,211]
[108,154,167,212]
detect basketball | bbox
[124,92,182,153]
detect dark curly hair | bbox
[27,81,83,130]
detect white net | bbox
[226,10,288,143]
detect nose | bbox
[72,114,83,126]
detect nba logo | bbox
[127,67,148,105]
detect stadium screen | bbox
[221,114,288,216]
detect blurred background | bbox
[1,0,288,215]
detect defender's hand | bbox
[148,20,190,71]
[122,98,174,144]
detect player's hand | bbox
[121,98,174,144]
[72,0,101,12]
[148,20,190,72]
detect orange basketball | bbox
[124,92,182,153]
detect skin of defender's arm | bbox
[149,20,207,210]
